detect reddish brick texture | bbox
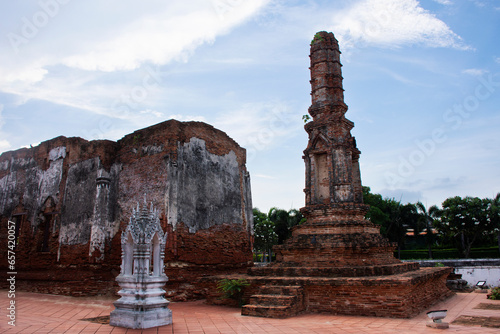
[302,267,454,318]
[206,267,454,318]
[0,120,253,299]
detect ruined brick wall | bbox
[203,266,453,318]
[0,120,253,298]
[303,267,454,318]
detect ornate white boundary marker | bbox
[110,201,172,329]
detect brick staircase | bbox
[241,285,304,318]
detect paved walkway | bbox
[1,290,500,333]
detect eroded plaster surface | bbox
[165,137,247,233]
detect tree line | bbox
[253,187,500,260]
[253,207,305,262]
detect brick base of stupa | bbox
[204,266,453,319]
[205,204,454,319]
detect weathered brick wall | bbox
[205,267,453,318]
[0,120,253,298]
[304,267,454,318]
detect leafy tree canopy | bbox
[253,189,500,260]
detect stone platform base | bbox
[206,267,454,319]
[109,307,172,329]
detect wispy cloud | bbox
[330,0,469,50]
[166,114,206,122]
[254,174,275,179]
[140,109,164,118]
[213,101,301,159]
[377,67,426,85]
[0,140,11,152]
[0,104,4,128]
[205,57,255,65]
[433,0,453,5]
[0,104,11,152]
[462,68,487,76]
[0,0,270,116]
[61,1,270,72]
[468,0,487,7]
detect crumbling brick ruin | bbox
[0,120,253,299]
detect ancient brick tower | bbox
[240,31,453,319]
[255,31,413,275]
[274,31,403,269]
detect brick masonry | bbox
[205,266,454,318]
[0,120,253,299]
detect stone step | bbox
[259,285,303,295]
[249,294,297,307]
[242,284,305,318]
[241,304,299,319]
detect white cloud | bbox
[433,0,452,5]
[462,68,487,76]
[330,0,468,50]
[469,0,486,7]
[213,101,301,152]
[495,57,500,64]
[0,104,4,127]
[0,104,11,153]
[2,66,48,84]
[61,1,269,72]
[0,140,11,152]
[254,174,275,179]
[376,67,423,85]
[0,0,270,116]
[206,57,254,65]
[167,114,206,122]
[140,109,164,118]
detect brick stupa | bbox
[239,31,453,318]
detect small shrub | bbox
[311,32,325,45]
[435,262,445,267]
[217,279,250,306]
[489,287,500,300]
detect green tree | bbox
[287,208,306,233]
[363,187,407,257]
[268,207,290,245]
[253,208,267,226]
[268,207,305,244]
[362,186,390,234]
[416,202,440,259]
[400,203,420,236]
[436,196,492,258]
[386,201,411,259]
[490,193,500,252]
[253,208,277,262]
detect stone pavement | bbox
[1,290,499,333]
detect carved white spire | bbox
[110,199,172,329]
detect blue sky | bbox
[0,0,499,212]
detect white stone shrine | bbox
[109,201,172,329]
